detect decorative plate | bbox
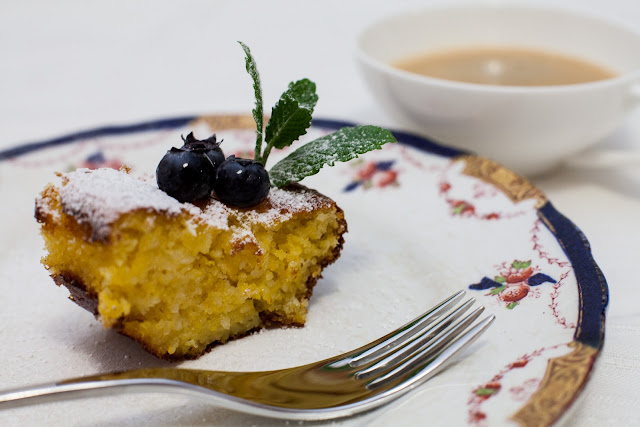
[0,115,608,426]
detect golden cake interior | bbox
[36,171,346,360]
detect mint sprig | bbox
[238,42,264,162]
[238,42,396,187]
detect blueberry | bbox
[181,132,225,186]
[213,156,270,207]
[156,147,215,202]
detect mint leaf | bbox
[262,79,318,164]
[494,276,506,284]
[269,125,396,187]
[285,78,318,110]
[238,41,264,162]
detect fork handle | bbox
[0,379,184,409]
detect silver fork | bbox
[0,291,494,420]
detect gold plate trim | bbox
[190,114,258,132]
[511,341,598,426]
[457,155,547,207]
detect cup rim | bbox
[356,3,640,93]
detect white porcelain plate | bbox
[0,115,608,426]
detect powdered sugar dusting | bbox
[35,185,61,222]
[228,226,261,255]
[59,169,187,240]
[239,186,329,226]
[55,169,332,243]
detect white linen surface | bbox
[1,1,639,425]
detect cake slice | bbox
[35,168,347,360]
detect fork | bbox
[0,290,494,420]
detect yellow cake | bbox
[35,168,347,360]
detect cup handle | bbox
[629,83,640,111]
[566,83,640,169]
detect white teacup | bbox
[356,5,640,175]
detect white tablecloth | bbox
[1,1,639,425]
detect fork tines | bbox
[335,291,494,390]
